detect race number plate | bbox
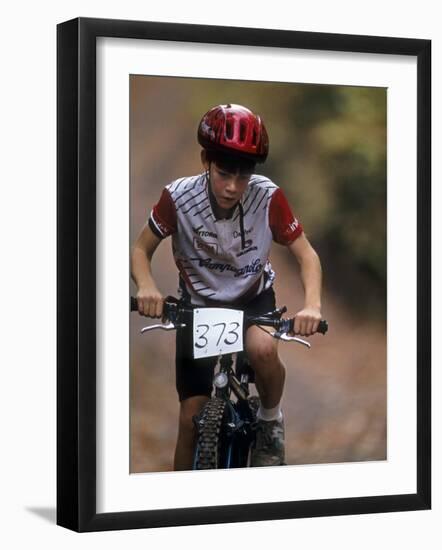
[193,308,244,359]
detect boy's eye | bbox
[216,168,250,181]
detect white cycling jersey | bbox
[149,172,303,305]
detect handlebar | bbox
[130,296,328,336]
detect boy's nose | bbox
[225,180,238,193]
[227,176,242,192]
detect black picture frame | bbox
[57,17,431,532]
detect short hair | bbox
[204,149,256,175]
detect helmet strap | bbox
[206,162,237,221]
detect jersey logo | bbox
[288,219,299,232]
[192,225,218,239]
[233,227,253,239]
[193,257,263,278]
[193,236,218,255]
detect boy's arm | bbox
[131,223,164,317]
[287,232,323,336]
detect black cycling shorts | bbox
[175,286,276,402]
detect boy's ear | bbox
[201,149,209,169]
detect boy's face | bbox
[201,149,253,214]
[208,162,251,211]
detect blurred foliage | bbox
[273,85,387,315]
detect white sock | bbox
[257,402,283,422]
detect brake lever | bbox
[141,321,186,333]
[271,330,311,348]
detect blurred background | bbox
[130,75,387,473]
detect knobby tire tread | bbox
[194,397,226,470]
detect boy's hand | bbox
[292,307,322,336]
[136,286,164,318]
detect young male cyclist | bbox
[131,104,322,470]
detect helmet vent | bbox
[239,121,247,143]
[252,127,257,146]
[225,118,234,140]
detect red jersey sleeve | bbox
[149,188,177,238]
[269,188,303,245]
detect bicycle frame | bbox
[194,351,258,469]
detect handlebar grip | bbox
[130,296,178,319]
[288,318,328,335]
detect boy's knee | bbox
[247,339,279,368]
[179,407,194,432]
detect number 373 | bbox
[195,322,241,349]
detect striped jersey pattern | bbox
[149,172,303,305]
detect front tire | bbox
[193,397,227,469]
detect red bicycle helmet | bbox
[197,104,269,163]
